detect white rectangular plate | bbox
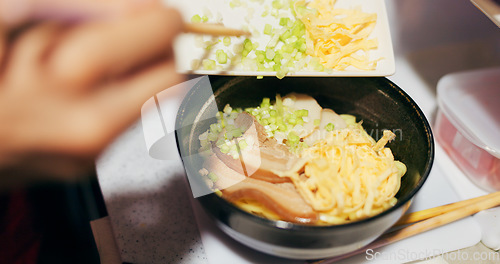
[169,0,395,77]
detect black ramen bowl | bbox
[175,76,434,260]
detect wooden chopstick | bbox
[394,191,500,226]
[184,23,251,37]
[0,23,5,62]
[471,0,500,28]
[311,190,500,264]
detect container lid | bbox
[437,67,500,158]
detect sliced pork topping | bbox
[213,112,297,183]
[204,155,318,224]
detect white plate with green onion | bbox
[169,0,395,78]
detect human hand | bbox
[0,0,146,26]
[0,2,184,187]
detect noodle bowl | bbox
[175,76,433,259]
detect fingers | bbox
[0,0,158,26]
[0,23,5,64]
[3,23,62,87]
[0,0,29,26]
[48,5,183,90]
[100,58,184,114]
[71,58,184,155]
[31,57,183,156]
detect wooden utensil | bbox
[184,23,251,37]
[395,190,500,226]
[311,191,500,264]
[471,0,500,28]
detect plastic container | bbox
[435,67,500,192]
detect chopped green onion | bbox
[229,0,241,8]
[340,114,357,125]
[244,41,253,51]
[298,109,309,117]
[230,143,238,152]
[191,14,202,23]
[238,139,248,150]
[220,144,230,153]
[296,5,318,17]
[210,123,218,133]
[273,53,283,64]
[282,44,294,53]
[265,49,276,60]
[294,52,303,60]
[267,32,280,48]
[325,123,335,131]
[276,68,288,79]
[261,97,271,107]
[315,64,324,71]
[243,38,252,48]
[279,17,290,26]
[285,36,298,45]
[223,104,232,114]
[269,8,278,17]
[288,131,299,142]
[204,40,217,50]
[231,128,243,138]
[294,38,305,49]
[279,30,292,42]
[202,59,216,70]
[207,132,218,141]
[216,49,228,64]
[272,0,282,9]
[208,172,218,182]
[255,50,266,63]
[299,43,307,53]
[275,94,283,115]
[223,37,231,46]
[233,43,243,53]
[225,131,234,140]
[220,116,226,128]
[264,24,273,35]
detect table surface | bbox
[95,0,500,263]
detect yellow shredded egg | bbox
[296,0,381,71]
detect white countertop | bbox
[96,0,500,263]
